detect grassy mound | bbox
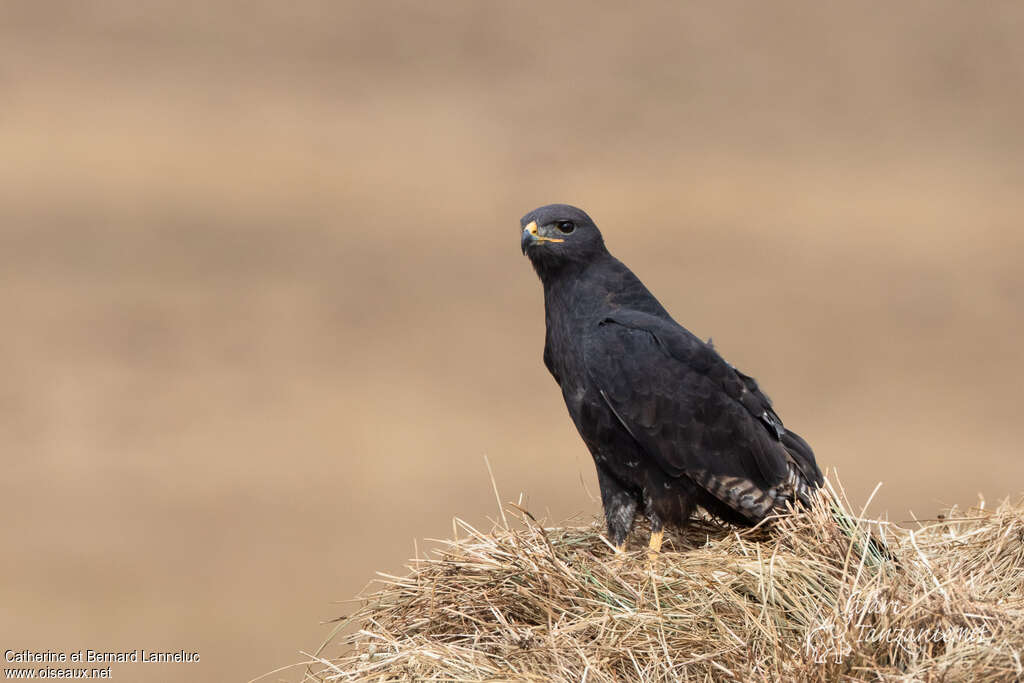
[306,481,1024,681]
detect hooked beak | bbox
[520,221,564,255]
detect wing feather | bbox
[583,309,813,517]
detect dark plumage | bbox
[520,204,823,552]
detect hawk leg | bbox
[596,465,637,551]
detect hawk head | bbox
[520,204,606,277]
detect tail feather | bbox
[781,429,823,488]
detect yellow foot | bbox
[648,529,663,553]
[647,529,664,564]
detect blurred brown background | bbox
[1,1,1022,681]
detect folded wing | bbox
[582,309,822,521]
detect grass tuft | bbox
[305,477,1024,682]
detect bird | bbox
[520,203,824,557]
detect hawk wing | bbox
[582,309,820,521]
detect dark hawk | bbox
[520,204,823,556]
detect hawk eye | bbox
[555,221,576,234]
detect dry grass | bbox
[305,479,1024,682]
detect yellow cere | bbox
[525,221,564,244]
